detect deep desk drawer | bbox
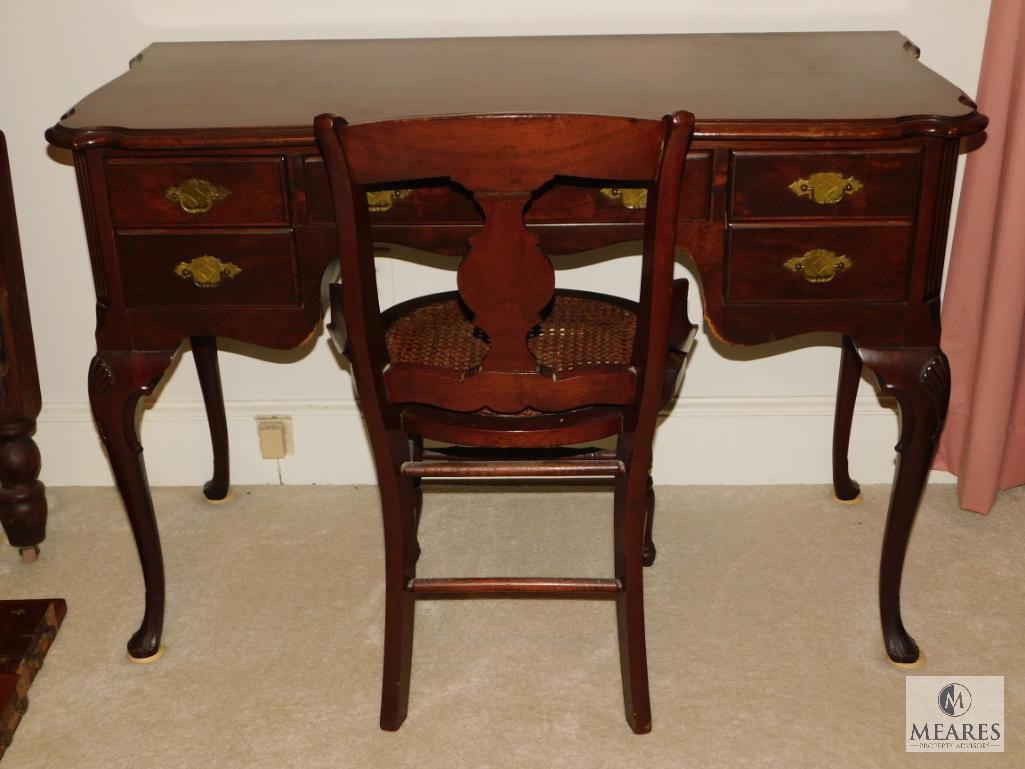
[106,158,289,227]
[116,231,299,307]
[727,224,913,303]
[304,153,712,224]
[731,151,921,219]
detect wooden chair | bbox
[315,111,695,733]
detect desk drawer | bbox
[304,153,712,224]
[116,231,299,307]
[106,158,289,227]
[727,224,912,303]
[731,151,921,219]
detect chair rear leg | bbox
[375,431,420,731]
[614,441,653,733]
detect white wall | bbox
[0,1,991,488]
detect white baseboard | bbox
[35,396,956,487]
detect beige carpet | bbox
[1,482,1022,768]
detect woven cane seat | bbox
[384,291,636,373]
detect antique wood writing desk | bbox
[46,33,986,664]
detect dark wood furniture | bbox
[45,34,986,679]
[316,111,695,732]
[0,132,47,563]
[0,598,67,759]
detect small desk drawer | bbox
[731,151,921,219]
[106,158,289,227]
[304,153,712,224]
[116,231,299,307]
[727,224,913,303]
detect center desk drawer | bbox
[116,231,299,307]
[727,224,913,303]
[303,153,712,223]
[106,158,289,227]
[731,151,921,219]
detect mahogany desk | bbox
[46,33,986,664]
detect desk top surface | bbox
[49,32,985,148]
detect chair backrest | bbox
[315,111,694,417]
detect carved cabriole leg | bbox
[376,428,419,731]
[0,420,46,562]
[642,474,656,567]
[614,434,652,734]
[89,350,176,661]
[832,335,864,503]
[858,346,950,666]
[191,336,231,502]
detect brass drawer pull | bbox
[367,189,412,212]
[784,249,852,283]
[788,172,863,205]
[174,255,242,288]
[164,178,231,214]
[600,187,647,210]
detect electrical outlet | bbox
[256,416,293,459]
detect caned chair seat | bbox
[384,290,636,375]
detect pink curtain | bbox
[934,0,1025,513]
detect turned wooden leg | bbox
[614,435,653,734]
[0,421,46,562]
[89,350,176,661]
[859,346,950,665]
[832,336,863,503]
[376,430,419,731]
[191,336,230,502]
[642,474,656,567]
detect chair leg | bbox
[642,474,656,567]
[614,439,652,734]
[376,431,420,731]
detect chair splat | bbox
[458,192,554,374]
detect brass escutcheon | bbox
[788,172,863,205]
[174,255,242,288]
[600,187,648,210]
[783,249,852,283]
[164,178,231,214]
[366,189,412,213]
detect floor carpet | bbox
[1,483,1022,768]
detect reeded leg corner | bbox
[832,336,863,504]
[89,350,176,661]
[859,346,949,667]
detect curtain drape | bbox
[934,0,1025,513]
